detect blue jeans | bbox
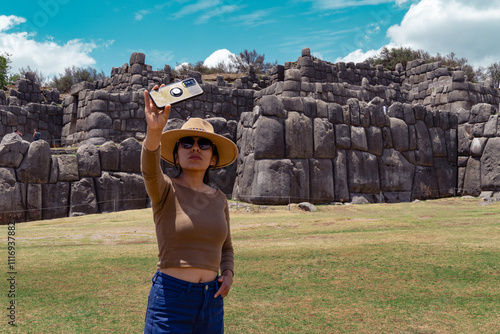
[144,271,224,334]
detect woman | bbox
[141,85,238,334]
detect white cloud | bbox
[0,15,99,78]
[134,10,150,21]
[175,62,190,71]
[309,0,396,10]
[203,49,237,68]
[386,0,500,67]
[335,46,387,63]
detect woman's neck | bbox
[174,172,212,193]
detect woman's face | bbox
[175,136,217,172]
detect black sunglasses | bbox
[178,137,213,150]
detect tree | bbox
[50,66,107,92]
[487,62,500,88]
[19,66,47,85]
[0,52,12,89]
[229,49,276,73]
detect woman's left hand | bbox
[214,270,233,298]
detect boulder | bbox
[27,184,42,221]
[470,103,495,124]
[69,178,98,216]
[309,159,334,203]
[389,117,409,152]
[253,116,285,159]
[350,126,368,152]
[481,138,500,190]
[428,127,447,157]
[99,141,120,171]
[119,137,142,172]
[16,140,51,183]
[412,166,439,200]
[313,118,336,158]
[298,202,317,211]
[259,95,286,118]
[249,159,292,205]
[334,150,349,202]
[57,155,79,181]
[232,154,255,200]
[470,138,488,157]
[290,159,309,203]
[463,157,481,197]
[42,182,70,219]
[87,112,112,130]
[434,158,457,197]
[366,127,384,156]
[0,168,25,224]
[77,143,101,177]
[95,172,148,213]
[335,124,351,149]
[285,112,313,158]
[0,133,30,168]
[414,120,433,166]
[347,150,380,194]
[379,149,415,192]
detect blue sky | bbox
[1,0,500,80]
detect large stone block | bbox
[429,127,447,157]
[0,168,25,224]
[0,133,30,168]
[379,149,415,192]
[334,150,349,202]
[457,124,473,155]
[481,138,500,190]
[346,150,380,194]
[95,172,148,213]
[254,116,285,159]
[119,137,142,172]
[69,178,98,217]
[463,157,481,196]
[42,182,70,220]
[335,124,351,149]
[390,117,409,152]
[351,126,368,152]
[412,166,439,200]
[57,155,79,181]
[470,103,495,124]
[27,183,42,221]
[309,159,334,203]
[99,141,120,171]
[313,118,336,158]
[366,126,383,156]
[77,143,101,177]
[249,159,292,205]
[16,140,51,183]
[87,112,112,130]
[414,120,433,166]
[285,112,313,159]
[259,95,286,118]
[434,158,457,197]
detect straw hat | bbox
[160,118,238,168]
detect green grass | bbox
[1,198,500,333]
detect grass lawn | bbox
[1,198,499,333]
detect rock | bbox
[463,157,481,197]
[298,202,316,211]
[259,95,286,118]
[129,52,146,65]
[434,158,457,197]
[470,103,495,124]
[412,166,439,200]
[285,112,313,158]
[95,172,148,213]
[414,120,433,166]
[27,184,42,221]
[429,127,447,157]
[69,178,98,216]
[0,168,25,224]
[313,118,336,158]
[366,126,384,156]
[390,117,409,152]
[57,155,79,181]
[16,140,51,183]
[42,182,70,219]
[119,137,142,172]
[87,112,112,130]
[335,124,351,149]
[481,138,500,190]
[77,143,101,177]
[253,116,285,159]
[0,133,30,168]
[347,150,380,194]
[309,159,334,203]
[379,149,415,192]
[334,150,349,202]
[351,126,368,152]
[99,141,120,171]
[249,159,292,205]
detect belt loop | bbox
[187,283,192,293]
[152,272,159,283]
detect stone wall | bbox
[0,115,237,224]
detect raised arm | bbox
[144,85,171,150]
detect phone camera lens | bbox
[170,87,183,97]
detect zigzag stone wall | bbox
[1,49,500,223]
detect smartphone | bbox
[149,78,204,108]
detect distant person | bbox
[141,84,237,333]
[14,129,23,137]
[33,129,41,141]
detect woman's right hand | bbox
[144,85,171,151]
[144,85,171,132]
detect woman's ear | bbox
[209,154,217,168]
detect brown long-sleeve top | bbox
[141,145,234,275]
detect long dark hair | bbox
[172,142,219,185]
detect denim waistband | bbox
[152,271,219,292]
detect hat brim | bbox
[160,129,238,168]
